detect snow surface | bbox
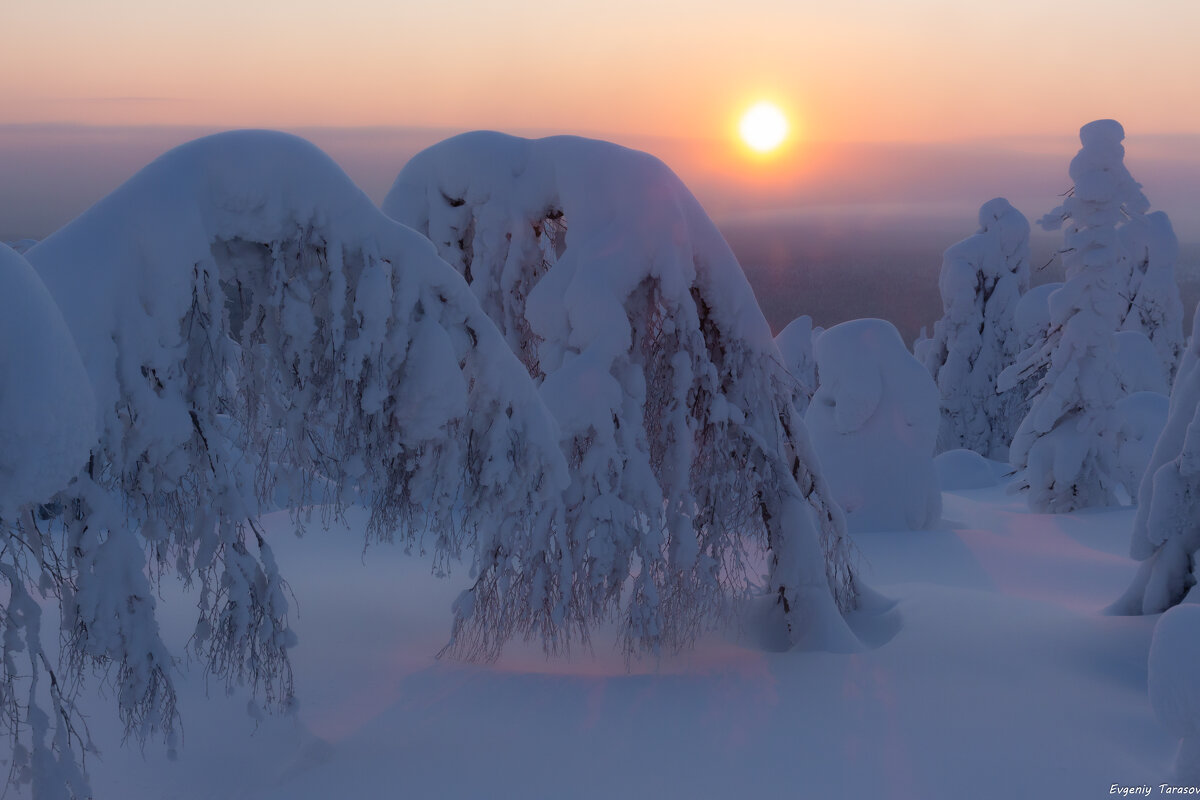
[807,319,942,532]
[0,243,94,513]
[38,482,1177,800]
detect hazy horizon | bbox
[4,122,1198,342]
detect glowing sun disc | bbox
[740,102,788,153]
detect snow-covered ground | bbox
[63,479,1171,800]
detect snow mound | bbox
[807,319,942,532]
[385,131,857,656]
[0,244,94,513]
[1149,604,1200,781]
[934,449,1004,491]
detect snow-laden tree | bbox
[916,198,1030,459]
[1119,209,1185,383]
[384,132,859,659]
[15,131,568,796]
[775,315,820,416]
[1148,604,1200,781]
[1111,302,1200,615]
[807,319,942,532]
[0,243,96,797]
[999,120,1168,512]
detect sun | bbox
[739,102,789,153]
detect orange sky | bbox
[5,0,1200,246]
[5,0,1200,148]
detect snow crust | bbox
[0,244,94,513]
[807,319,942,532]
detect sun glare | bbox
[739,102,788,153]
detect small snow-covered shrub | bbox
[386,132,858,658]
[1013,282,1061,353]
[917,198,1030,459]
[776,315,819,415]
[807,319,942,532]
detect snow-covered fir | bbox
[1113,302,1200,615]
[1001,120,1181,513]
[916,198,1030,460]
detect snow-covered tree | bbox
[1111,302,1200,615]
[1119,209,1185,383]
[807,318,942,532]
[1000,120,1167,512]
[1148,604,1200,781]
[916,198,1030,459]
[14,131,569,796]
[776,315,820,415]
[384,132,859,659]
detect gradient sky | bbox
[7,0,1200,143]
[5,0,1200,247]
